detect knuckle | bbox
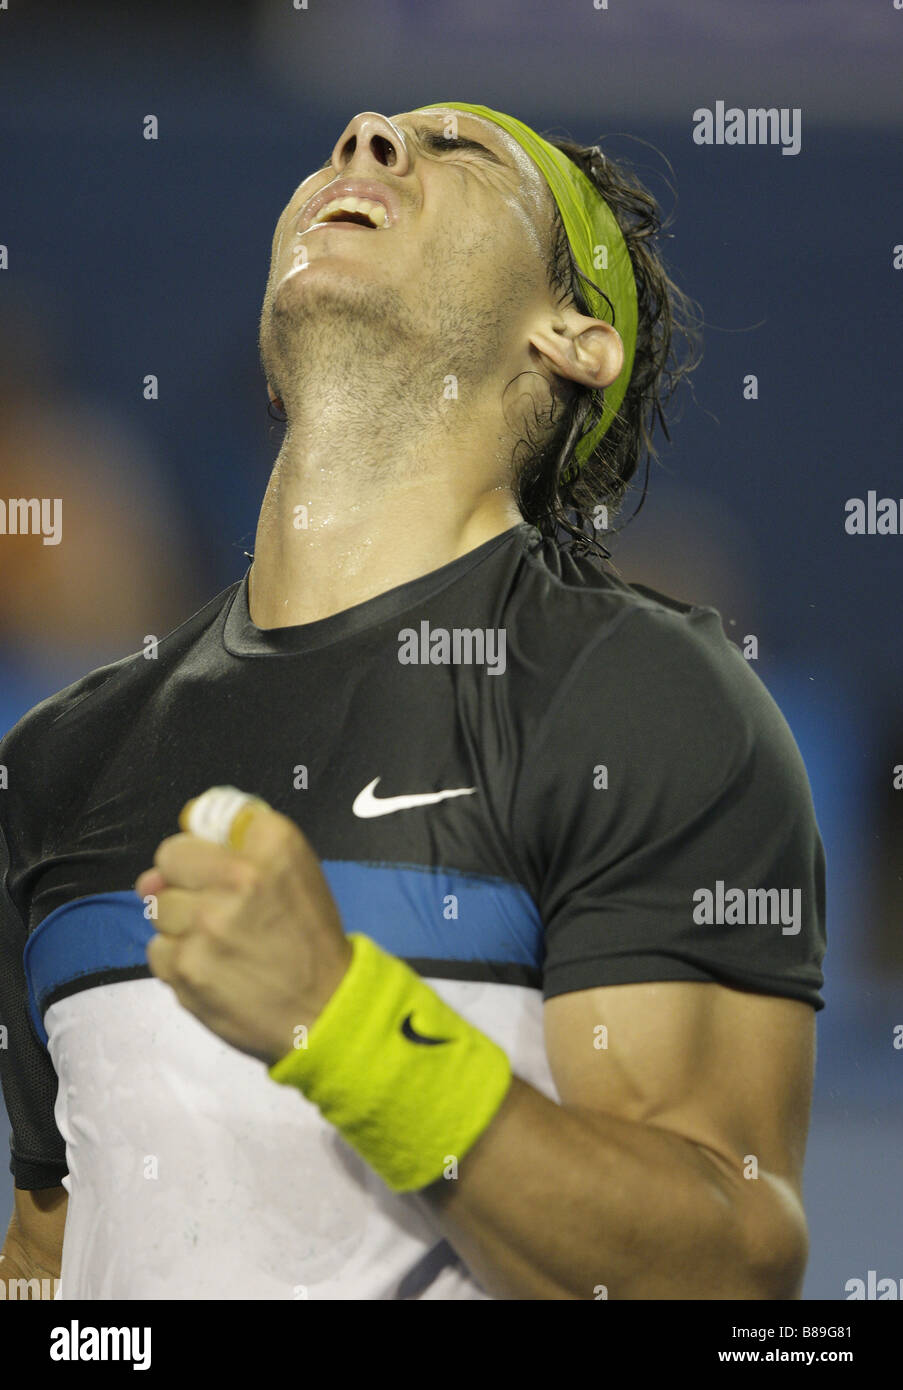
[146,937,166,979]
[230,859,262,894]
[193,902,225,938]
[271,825,303,872]
[153,835,179,870]
[271,817,297,851]
[176,939,209,992]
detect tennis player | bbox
[0,105,825,1300]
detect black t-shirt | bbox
[0,521,826,1196]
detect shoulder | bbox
[512,532,776,762]
[0,579,240,835]
[0,655,133,845]
[506,538,821,864]
[513,528,735,662]
[507,544,825,1013]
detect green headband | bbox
[419,102,638,474]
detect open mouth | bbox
[309,197,388,230]
[318,210,376,228]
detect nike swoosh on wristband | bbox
[400,1012,452,1045]
[352,777,476,818]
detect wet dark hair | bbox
[512,136,703,559]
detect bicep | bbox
[543,980,815,1187]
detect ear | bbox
[529,310,624,391]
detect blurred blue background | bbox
[1,0,900,1300]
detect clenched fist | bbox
[135,795,353,1064]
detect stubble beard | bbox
[259,254,512,481]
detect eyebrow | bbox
[406,121,509,165]
[318,118,510,171]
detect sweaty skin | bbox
[3,111,814,1301]
[249,109,813,1298]
[253,108,622,629]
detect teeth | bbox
[311,196,388,228]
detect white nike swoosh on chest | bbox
[352,777,477,818]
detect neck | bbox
[252,291,530,627]
[248,426,523,630]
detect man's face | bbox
[260,108,559,396]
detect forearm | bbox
[0,1239,60,1299]
[416,1075,796,1301]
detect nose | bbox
[327,111,411,175]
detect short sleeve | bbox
[0,728,68,1189]
[527,605,826,1009]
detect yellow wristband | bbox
[268,933,513,1192]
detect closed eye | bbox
[417,132,503,163]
